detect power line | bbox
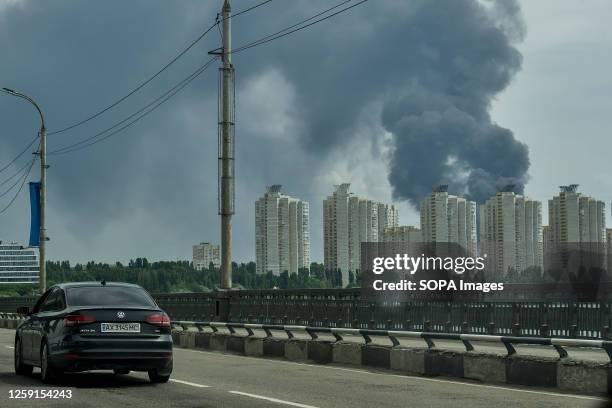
[47,23,217,136]
[232,0,367,55]
[48,0,366,155]
[0,156,36,215]
[230,0,273,19]
[0,135,38,175]
[49,57,219,156]
[0,159,33,199]
[47,0,273,136]
[0,159,34,188]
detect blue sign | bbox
[28,182,40,247]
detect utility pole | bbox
[1,88,47,293]
[219,0,234,289]
[39,124,47,293]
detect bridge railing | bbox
[1,289,611,339]
[171,320,612,362]
[1,309,610,361]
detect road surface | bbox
[0,329,606,407]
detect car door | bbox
[30,288,61,365]
[21,289,51,363]
[43,289,66,356]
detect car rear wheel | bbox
[148,369,171,383]
[148,360,172,384]
[40,343,60,384]
[14,338,33,376]
[113,369,130,375]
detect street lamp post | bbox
[1,88,48,293]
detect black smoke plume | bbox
[379,0,529,204]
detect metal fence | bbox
[0,289,610,339]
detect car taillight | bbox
[146,313,171,327]
[64,314,96,326]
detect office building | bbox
[192,243,220,270]
[0,241,39,284]
[255,185,310,275]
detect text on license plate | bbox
[101,323,141,333]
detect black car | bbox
[14,281,173,384]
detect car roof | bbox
[53,282,144,290]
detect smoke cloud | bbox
[379,0,529,204]
[247,0,530,205]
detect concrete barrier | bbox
[244,337,264,356]
[285,339,309,361]
[0,319,610,396]
[506,356,558,388]
[362,345,391,369]
[263,338,285,357]
[226,335,245,354]
[179,331,196,349]
[332,342,362,365]
[32,323,603,397]
[557,360,608,394]
[195,332,211,349]
[463,353,506,383]
[389,347,426,375]
[307,341,333,364]
[425,350,464,377]
[209,333,228,352]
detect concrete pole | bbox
[39,124,47,293]
[220,0,233,289]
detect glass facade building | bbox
[0,241,39,284]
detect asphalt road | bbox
[0,329,607,408]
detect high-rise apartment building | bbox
[480,191,543,277]
[381,226,421,243]
[323,183,398,285]
[420,185,477,255]
[255,185,310,275]
[192,243,220,270]
[377,203,399,237]
[547,185,606,273]
[548,185,606,244]
[607,228,612,275]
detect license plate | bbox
[100,322,141,333]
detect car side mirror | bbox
[16,306,31,316]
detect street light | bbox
[1,87,48,294]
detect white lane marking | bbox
[169,378,210,388]
[5,345,14,349]
[175,348,605,402]
[229,391,320,408]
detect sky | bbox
[0,0,611,265]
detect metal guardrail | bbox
[0,313,23,319]
[172,320,612,362]
[1,313,608,361]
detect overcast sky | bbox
[0,0,611,264]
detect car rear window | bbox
[66,286,157,307]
